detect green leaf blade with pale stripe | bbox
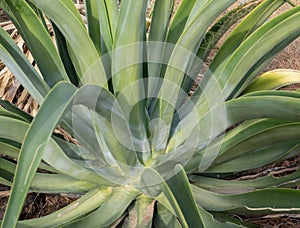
[2,0,70,87]
[2,82,77,228]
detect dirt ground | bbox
[1,0,300,227]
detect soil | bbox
[1,0,300,227]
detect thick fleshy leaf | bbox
[112,0,150,162]
[141,168,189,227]
[188,5,300,108]
[0,25,49,103]
[152,0,197,100]
[71,85,139,168]
[184,92,300,172]
[148,0,174,64]
[209,0,285,72]
[181,1,260,95]
[208,140,300,173]
[0,114,113,184]
[43,139,116,186]
[197,206,245,228]
[0,141,19,158]
[123,195,155,228]
[153,0,235,133]
[216,6,300,99]
[166,0,196,43]
[210,119,300,165]
[0,100,32,122]
[243,69,300,93]
[16,187,112,227]
[166,165,204,227]
[95,0,118,54]
[28,0,107,86]
[2,82,77,227]
[147,0,174,94]
[153,203,181,228]
[0,116,29,143]
[192,186,300,215]
[190,167,300,194]
[2,0,70,87]
[197,0,260,62]
[0,105,30,122]
[112,0,147,92]
[84,0,101,52]
[51,22,78,86]
[0,157,95,193]
[65,186,138,228]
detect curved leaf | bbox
[2,82,77,228]
[0,26,49,103]
[192,186,300,215]
[64,186,138,228]
[190,167,300,194]
[28,0,107,86]
[0,157,95,193]
[2,0,69,87]
[17,187,112,228]
[141,168,189,227]
[153,203,182,228]
[209,0,285,72]
[166,165,204,227]
[123,195,155,228]
[243,69,300,93]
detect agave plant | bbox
[1,0,300,227]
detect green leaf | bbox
[112,0,150,163]
[2,0,70,87]
[190,167,300,194]
[0,25,49,103]
[225,92,300,124]
[43,139,116,186]
[112,0,147,92]
[0,105,30,122]
[153,203,181,228]
[71,85,139,167]
[147,0,174,92]
[0,141,19,158]
[29,0,107,86]
[51,22,78,86]
[166,0,197,44]
[209,0,286,73]
[95,0,118,54]
[2,82,77,228]
[0,100,33,122]
[208,139,300,173]
[0,157,95,193]
[124,195,155,228]
[188,5,300,108]
[210,119,300,166]
[153,0,235,130]
[0,116,29,143]
[243,69,300,93]
[181,1,260,96]
[64,186,138,228]
[197,206,245,228]
[166,165,204,227]
[17,187,112,227]
[141,168,189,227]
[197,0,259,62]
[215,6,300,99]
[151,0,197,101]
[0,115,107,182]
[184,92,300,172]
[84,0,101,52]
[192,186,300,215]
